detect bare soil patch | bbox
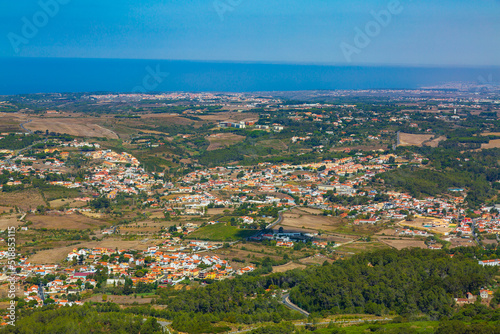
[87,294,154,304]
[25,118,118,139]
[377,237,427,250]
[424,136,446,147]
[278,208,341,232]
[0,215,23,230]
[398,217,452,235]
[207,133,245,151]
[482,139,500,149]
[0,189,45,211]
[26,213,105,230]
[272,262,306,273]
[398,133,433,147]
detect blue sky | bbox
[1,0,499,66]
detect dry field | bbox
[25,213,105,230]
[28,238,151,264]
[272,262,306,273]
[206,133,245,151]
[119,220,176,234]
[199,112,258,123]
[0,215,23,230]
[0,113,23,132]
[87,294,155,304]
[398,133,433,147]
[25,118,118,139]
[335,241,390,254]
[377,237,427,250]
[0,206,13,214]
[424,136,446,147]
[481,139,500,149]
[278,208,341,232]
[206,208,230,215]
[449,237,476,248]
[295,207,323,215]
[0,189,45,211]
[299,254,334,265]
[397,217,452,235]
[49,199,87,209]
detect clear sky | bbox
[1,0,499,66]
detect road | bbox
[19,119,33,134]
[266,206,296,230]
[281,293,310,316]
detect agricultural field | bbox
[398,132,433,147]
[278,208,342,232]
[377,237,428,250]
[481,139,500,149]
[335,241,390,254]
[0,113,23,132]
[0,189,46,211]
[189,223,257,241]
[271,262,306,273]
[0,214,24,230]
[206,133,245,151]
[397,217,453,235]
[25,213,106,230]
[24,117,119,139]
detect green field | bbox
[315,321,438,334]
[189,223,257,241]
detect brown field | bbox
[49,199,87,209]
[206,208,230,215]
[28,238,152,264]
[295,207,323,215]
[258,139,289,151]
[482,139,500,149]
[424,136,446,147]
[25,213,106,230]
[449,237,476,248]
[199,112,258,123]
[0,206,13,214]
[0,113,23,132]
[299,253,334,265]
[481,132,500,136]
[119,220,176,234]
[335,241,390,255]
[0,215,24,230]
[206,133,245,151]
[0,189,45,211]
[87,294,155,304]
[25,118,118,139]
[397,217,452,235]
[272,262,306,273]
[398,133,433,147]
[377,237,427,250]
[278,208,341,232]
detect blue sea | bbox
[0,57,499,95]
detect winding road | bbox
[281,293,310,316]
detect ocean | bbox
[0,57,499,95]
